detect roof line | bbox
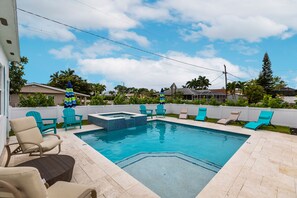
[26,83,90,97]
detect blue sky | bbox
[17,0,297,90]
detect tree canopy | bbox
[9,57,28,94]
[186,76,211,90]
[257,52,274,94]
[48,68,92,95]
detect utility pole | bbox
[223,65,228,99]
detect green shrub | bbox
[90,94,107,105]
[19,93,55,107]
[114,94,127,104]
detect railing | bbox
[9,104,297,128]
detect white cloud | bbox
[161,0,297,41]
[196,45,217,58]
[109,30,150,47]
[77,52,250,90]
[17,0,297,42]
[197,16,288,42]
[49,45,80,59]
[231,41,259,55]
[82,41,121,58]
[49,41,121,59]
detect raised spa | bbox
[88,111,147,131]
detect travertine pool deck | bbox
[2,117,297,198]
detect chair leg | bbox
[5,145,11,167]
[91,190,97,198]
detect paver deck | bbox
[1,117,297,198]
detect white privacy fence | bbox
[9,104,297,128]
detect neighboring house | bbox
[272,87,297,96]
[10,83,90,107]
[0,0,20,153]
[273,87,297,104]
[164,87,226,102]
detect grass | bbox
[165,114,290,134]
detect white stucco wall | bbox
[0,43,9,154]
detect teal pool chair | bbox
[62,108,83,131]
[26,111,57,134]
[155,104,166,117]
[195,107,207,121]
[139,105,153,119]
[244,111,275,130]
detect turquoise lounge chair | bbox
[139,105,153,119]
[195,107,207,121]
[155,104,166,117]
[62,108,83,131]
[244,111,275,130]
[26,111,57,134]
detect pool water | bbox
[102,113,132,119]
[76,121,249,197]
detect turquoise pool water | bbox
[76,120,248,165]
[76,120,249,197]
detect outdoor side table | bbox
[16,155,75,186]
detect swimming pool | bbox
[76,120,249,197]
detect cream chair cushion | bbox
[48,181,95,198]
[0,167,47,198]
[25,138,63,153]
[10,117,44,151]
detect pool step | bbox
[116,152,221,173]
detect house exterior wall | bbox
[0,43,10,154]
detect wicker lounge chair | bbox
[179,108,188,119]
[195,107,207,121]
[5,117,62,167]
[244,111,275,130]
[26,111,57,134]
[217,111,241,125]
[139,105,153,119]
[0,167,97,198]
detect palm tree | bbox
[197,76,211,90]
[92,83,106,95]
[227,82,237,96]
[186,78,198,89]
[49,71,60,84]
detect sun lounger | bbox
[195,107,207,121]
[244,110,275,130]
[217,111,241,125]
[179,108,188,119]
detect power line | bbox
[17,8,223,73]
[210,73,224,84]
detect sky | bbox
[16,0,297,91]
